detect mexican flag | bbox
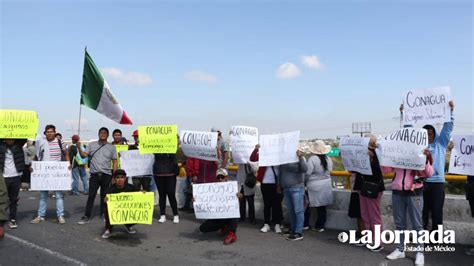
[80,50,133,125]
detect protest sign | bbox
[339,137,372,175]
[138,125,178,154]
[30,161,72,191]
[376,128,428,170]
[193,181,240,219]
[106,192,154,225]
[0,110,39,139]
[114,144,129,168]
[259,131,300,166]
[120,150,154,177]
[449,135,474,176]
[179,130,218,161]
[230,126,258,164]
[402,86,451,127]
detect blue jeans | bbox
[72,167,88,193]
[393,192,424,252]
[284,187,305,234]
[38,191,64,217]
[149,175,157,192]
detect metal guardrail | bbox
[225,165,468,190]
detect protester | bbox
[465,175,474,256]
[236,161,259,224]
[21,139,35,191]
[31,125,69,224]
[128,130,152,191]
[112,129,125,145]
[250,144,283,233]
[180,157,199,212]
[383,150,433,265]
[198,168,242,245]
[196,128,229,184]
[68,135,89,195]
[77,127,117,224]
[305,140,334,232]
[154,146,179,224]
[102,169,138,239]
[353,136,385,251]
[0,139,26,229]
[279,149,307,241]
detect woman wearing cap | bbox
[382,149,433,265]
[305,140,334,232]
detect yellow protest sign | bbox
[113,145,129,168]
[106,192,154,225]
[0,110,39,139]
[138,125,178,154]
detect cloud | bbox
[276,62,302,79]
[101,67,152,86]
[300,55,325,70]
[184,70,218,83]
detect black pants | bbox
[182,176,193,209]
[314,206,327,229]
[21,166,31,183]
[422,183,445,230]
[155,175,178,216]
[5,176,21,220]
[239,194,255,223]
[85,173,112,218]
[261,183,283,224]
[200,219,238,233]
[132,177,151,191]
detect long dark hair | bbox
[316,154,328,171]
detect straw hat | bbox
[309,140,331,155]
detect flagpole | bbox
[77,103,82,136]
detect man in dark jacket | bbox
[0,139,27,229]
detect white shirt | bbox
[262,166,278,184]
[4,149,22,178]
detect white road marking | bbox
[5,234,87,265]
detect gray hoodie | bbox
[279,157,307,188]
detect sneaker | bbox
[8,220,18,229]
[58,216,66,224]
[415,252,424,266]
[368,245,384,252]
[158,215,166,223]
[124,225,136,234]
[173,216,179,224]
[77,216,90,225]
[386,249,405,260]
[223,231,237,245]
[287,233,304,241]
[260,224,271,233]
[102,229,112,239]
[274,224,282,234]
[314,227,325,233]
[303,226,310,230]
[466,248,474,256]
[30,216,45,224]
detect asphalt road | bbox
[0,191,472,266]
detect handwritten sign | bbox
[193,181,240,219]
[114,145,129,168]
[259,131,300,166]
[449,135,474,176]
[376,128,428,170]
[30,161,72,191]
[138,125,178,154]
[179,130,218,161]
[107,192,154,225]
[339,137,372,175]
[230,126,258,164]
[0,110,39,139]
[120,150,154,177]
[403,86,451,127]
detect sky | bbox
[1,0,472,141]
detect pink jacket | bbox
[382,163,433,191]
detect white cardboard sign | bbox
[259,131,300,167]
[31,161,72,191]
[230,126,258,164]
[193,181,240,219]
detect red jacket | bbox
[186,157,199,177]
[250,148,266,182]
